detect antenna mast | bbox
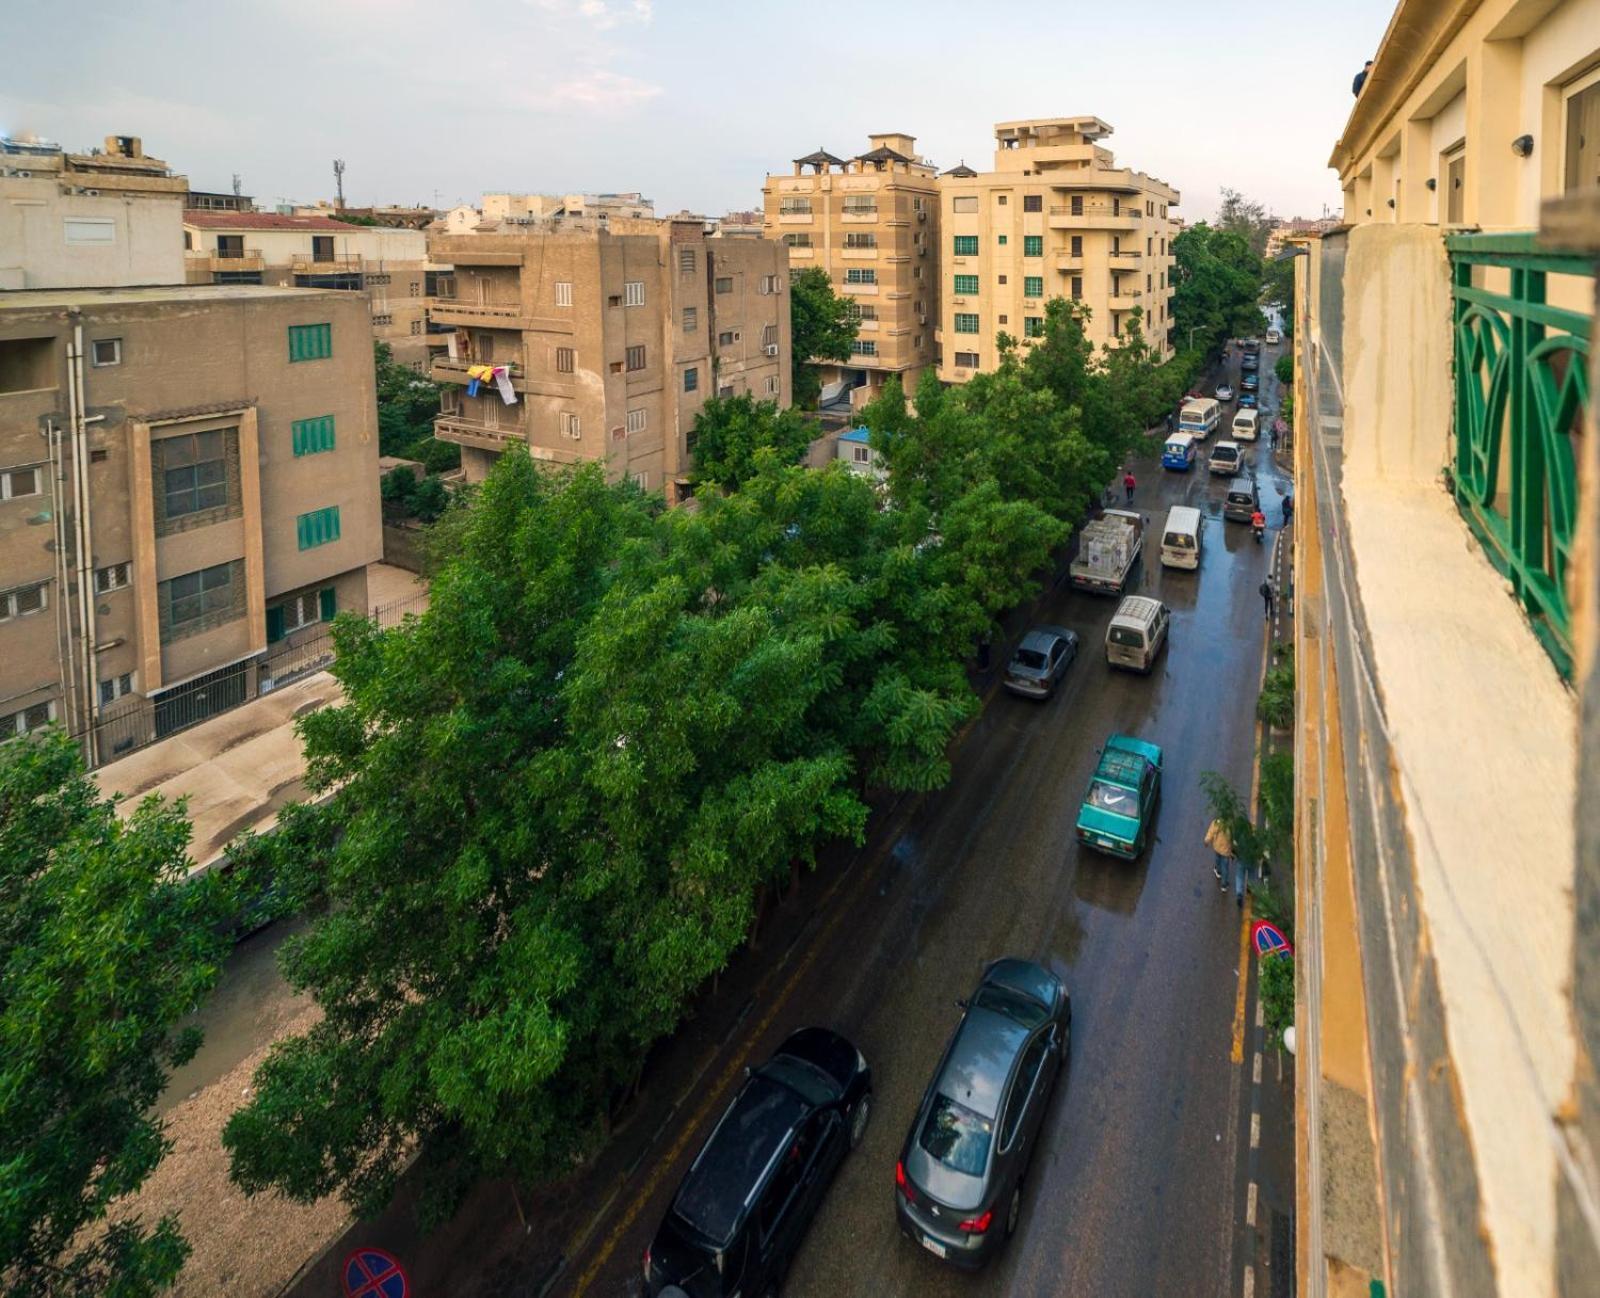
[333,159,346,210]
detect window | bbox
[718,384,735,398]
[853,444,871,464]
[159,430,231,522]
[626,408,647,434]
[311,235,335,263]
[765,375,780,396]
[555,281,573,307]
[761,274,782,293]
[952,197,979,214]
[844,232,878,248]
[624,280,645,307]
[1160,237,1166,256]
[845,268,877,284]
[779,197,812,215]
[0,583,47,620]
[96,562,131,593]
[1,466,42,500]
[99,672,136,706]
[295,506,341,551]
[1024,316,1044,338]
[1024,235,1043,257]
[1023,276,1044,298]
[1113,198,1122,216]
[1568,74,1600,192]
[625,344,646,371]
[266,588,335,642]
[1071,195,1084,216]
[1,701,54,738]
[953,313,979,334]
[953,235,979,256]
[852,339,878,356]
[287,323,332,362]
[91,337,122,367]
[998,234,1008,246]
[997,315,1008,325]
[682,306,697,331]
[409,320,422,335]
[632,471,649,490]
[161,560,240,636]
[781,232,812,247]
[679,247,697,273]
[1147,236,1153,255]
[762,323,779,347]
[372,314,394,327]
[842,197,876,214]
[1026,194,1046,213]
[714,277,733,294]
[63,217,115,245]
[953,274,979,295]
[997,194,1007,205]
[1445,145,1467,223]
[1147,274,1153,292]
[291,414,335,456]
[848,302,877,321]
[684,367,699,392]
[1071,276,1083,301]
[368,274,390,287]
[1070,235,1083,257]
[561,411,582,439]
[999,1039,1049,1148]
[718,330,737,346]
[555,346,575,374]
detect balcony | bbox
[433,414,527,452]
[290,252,363,275]
[430,356,526,385]
[1048,207,1141,231]
[1109,286,1144,309]
[187,249,265,273]
[840,207,879,223]
[429,300,531,329]
[1109,249,1143,265]
[1055,254,1084,273]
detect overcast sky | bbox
[3,0,1394,222]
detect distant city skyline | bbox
[2,0,1390,223]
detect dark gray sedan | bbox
[1003,626,1079,700]
[894,959,1071,1269]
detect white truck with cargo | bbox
[1069,509,1144,595]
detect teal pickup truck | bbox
[1075,735,1164,859]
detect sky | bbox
[3,0,1397,223]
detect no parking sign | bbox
[343,1248,408,1298]
[1251,919,1293,960]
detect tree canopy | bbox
[374,341,458,472]
[788,267,858,409]
[1171,222,1267,358]
[1,731,230,1297]
[687,393,814,492]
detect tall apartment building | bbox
[0,286,380,764]
[763,134,940,407]
[181,211,437,367]
[936,118,1179,383]
[427,218,789,502]
[0,133,187,290]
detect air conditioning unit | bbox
[917,210,927,222]
[84,188,99,197]
[919,315,928,326]
[764,344,779,357]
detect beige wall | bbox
[0,176,185,289]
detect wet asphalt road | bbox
[581,354,1292,1298]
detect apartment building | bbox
[427,217,789,502]
[181,211,435,367]
[763,134,940,406]
[1292,2,1600,1294]
[0,133,187,289]
[0,285,380,764]
[482,192,656,223]
[937,117,1179,382]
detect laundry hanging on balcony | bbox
[466,363,518,405]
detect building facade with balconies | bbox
[0,285,380,766]
[180,211,435,367]
[1291,1,1600,1294]
[426,218,789,502]
[936,117,1179,382]
[762,134,940,408]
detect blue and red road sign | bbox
[1250,919,1293,960]
[343,1248,407,1298]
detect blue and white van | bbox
[1161,432,1198,470]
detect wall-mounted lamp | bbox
[1425,177,1438,190]
[1387,197,1396,208]
[1512,134,1535,158]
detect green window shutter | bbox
[288,323,332,362]
[953,274,979,295]
[997,234,1008,245]
[1024,235,1043,257]
[1024,277,1044,298]
[319,586,336,621]
[266,604,285,643]
[952,235,978,256]
[296,505,341,550]
[292,415,335,456]
[954,313,980,334]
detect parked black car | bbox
[645,1027,872,1297]
[895,959,1070,1269]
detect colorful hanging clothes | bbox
[464,363,517,404]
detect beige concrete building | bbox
[1291,2,1600,1295]
[936,118,1179,381]
[0,285,380,765]
[482,191,655,224]
[427,218,789,502]
[181,211,436,367]
[763,134,940,407]
[0,134,187,290]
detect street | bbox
[563,349,1294,1298]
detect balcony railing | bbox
[1448,231,1591,678]
[291,252,363,274]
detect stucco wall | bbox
[0,178,184,289]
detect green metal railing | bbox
[1449,232,1591,678]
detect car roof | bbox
[935,1007,1030,1120]
[1213,441,1240,452]
[982,957,1059,1011]
[1113,595,1162,622]
[672,1074,808,1247]
[1018,626,1072,652]
[1229,476,1256,492]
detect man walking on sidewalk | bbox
[1123,470,1137,502]
[1205,820,1248,905]
[1260,578,1276,620]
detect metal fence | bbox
[83,592,429,769]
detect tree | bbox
[1215,188,1275,259]
[1170,224,1266,359]
[1275,354,1294,387]
[373,341,458,471]
[788,267,858,409]
[1262,251,1297,337]
[1,731,231,1297]
[688,394,814,492]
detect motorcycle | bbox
[1251,519,1265,544]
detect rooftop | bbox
[839,427,871,443]
[183,210,353,231]
[0,284,344,310]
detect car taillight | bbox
[958,1209,993,1234]
[641,1245,651,1281]
[895,1159,916,1204]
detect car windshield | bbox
[971,984,1050,1029]
[1107,626,1145,648]
[758,1054,839,1106]
[919,1093,993,1176]
[1163,532,1195,549]
[1012,648,1047,671]
[1087,779,1139,817]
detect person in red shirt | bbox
[1123,471,1136,502]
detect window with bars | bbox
[848,303,877,321]
[779,197,813,215]
[266,587,335,643]
[852,340,878,355]
[296,506,341,551]
[291,414,335,456]
[625,344,646,371]
[1024,317,1044,338]
[844,232,878,248]
[684,367,699,392]
[782,233,812,247]
[953,235,979,256]
[679,247,697,273]
[160,560,242,638]
[156,429,237,532]
[1024,235,1043,257]
[845,268,877,284]
[842,197,877,214]
[953,274,979,295]
[1023,194,1042,212]
[96,563,130,594]
[0,583,47,620]
[1023,276,1044,298]
[1,466,42,500]
[626,408,647,434]
[1,700,53,737]
[99,672,135,706]
[953,350,979,367]
[287,323,332,362]
[556,281,573,307]
[953,313,979,334]
[625,281,645,307]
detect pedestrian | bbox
[1123,470,1137,502]
[1268,424,1279,450]
[1282,494,1294,525]
[1204,818,1234,891]
[1166,411,1175,433]
[1353,59,1373,96]
[1260,578,1276,620]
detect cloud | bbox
[528,0,655,30]
[541,68,662,109]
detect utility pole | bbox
[231,172,241,197]
[333,159,346,211]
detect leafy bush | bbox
[1259,951,1295,1050]
[1257,656,1295,729]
